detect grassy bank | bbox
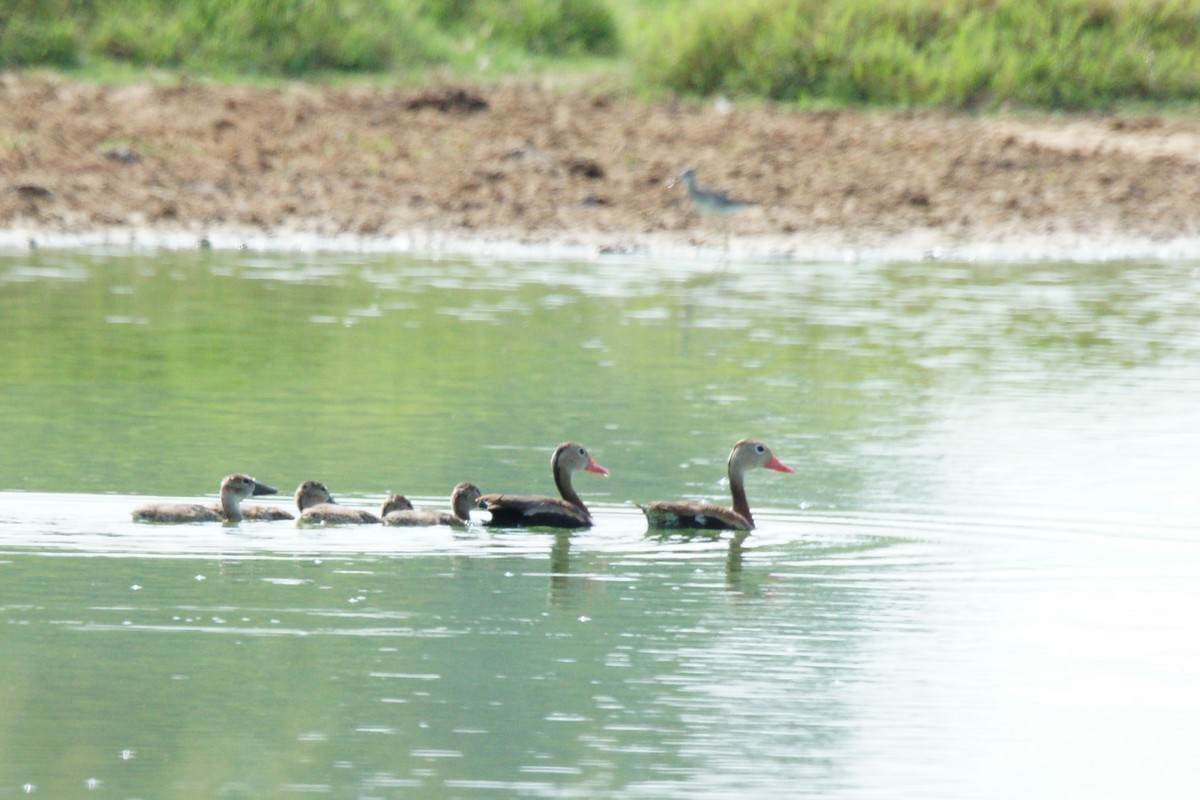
[0,0,619,76]
[631,0,1200,109]
[2,0,1199,109]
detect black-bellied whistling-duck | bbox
[132,473,283,523]
[641,439,793,531]
[478,442,608,529]
[383,482,482,527]
[295,480,381,525]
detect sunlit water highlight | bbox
[1,249,1199,798]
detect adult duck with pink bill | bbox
[478,442,608,529]
[641,439,794,531]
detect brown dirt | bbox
[3,73,1200,255]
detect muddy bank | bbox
[3,74,1200,259]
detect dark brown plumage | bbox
[641,439,793,531]
[479,442,608,529]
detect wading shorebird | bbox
[671,168,757,217]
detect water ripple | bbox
[1,492,1195,562]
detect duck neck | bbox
[221,492,244,522]
[728,466,753,528]
[451,489,473,521]
[554,461,587,512]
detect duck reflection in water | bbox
[132,473,288,523]
[548,531,574,609]
[547,527,755,608]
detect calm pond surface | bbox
[1,248,1199,799]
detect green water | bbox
[0,250,841,500]
[1,249,1199,798]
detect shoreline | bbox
[4,75,1200,264]
[5,225,1200,264]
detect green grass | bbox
[0,0,618,76]
[1,0,448,75]
[630,0,1200,109]
[434,0,620,56]
[2,0,1199,109]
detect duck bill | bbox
[585,457,610,476]
[252,481,279,496]
[764,455,794,474]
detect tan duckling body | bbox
[132,474,282,523]
[478,442,608,529]
[641,439,794,531]
[242,503,296,521]
[383,482,482,527]
[379,494,414,517]
[295,480,381,525]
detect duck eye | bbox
[578,447,586,457]
[755,444,765,453]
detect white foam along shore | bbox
[3,224,1200,264]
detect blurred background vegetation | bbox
[1,0,1199,109]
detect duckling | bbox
[242,499,296,521]
[382,482,482,527]
[295,480,381,525]
[132,474,283,523]
[379,494,414,517]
